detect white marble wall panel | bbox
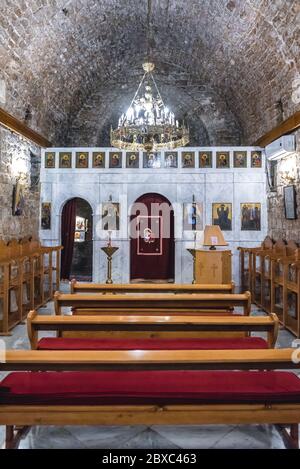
[40,147,267,289]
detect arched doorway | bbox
[130,193,175,283]
[61,198,93,281]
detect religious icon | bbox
[76,152,89,168]
[164,152,178,168]
[12,180,25,216]
[45,152,55,168]
[59,152,72,168]
[126,152,139,168]
[199,151,212,168]
[251,151,262,168]
[75,216,88,231]
[234,151,247,168]
[241,203,261,231]
[216,152,230,169]
[109,152,122,168]
[143,152,162,168]
[74,231,85,242]
[181,152,195,168]
[183,203,203,231]
[212,203,232,231]
[92,152,105,168]
[102,202,120,230]
[41,203,51,230]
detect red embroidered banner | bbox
[137,216,162,256]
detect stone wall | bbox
[268,130,300,241]
[0,1,299,147]
[0,127,41,241]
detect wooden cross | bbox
[211,264,218,278]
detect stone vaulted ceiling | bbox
[0,0,299,146]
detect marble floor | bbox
[0,298,298,449]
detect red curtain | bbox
[130,193,175,282]
[61,198,77,279]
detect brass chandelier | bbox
[110,62,189,153]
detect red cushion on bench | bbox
[1,371,300,405]
[37,337,268,351]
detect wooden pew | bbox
[27,310,279,349]
[239,237,300,338]
[70,280,235,295]
[1,348,300,448]
[54,292,252,316]
[0,237,62,335]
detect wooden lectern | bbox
[195,249,232,284]
[189,225,232,284]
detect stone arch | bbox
[60,197,93,281]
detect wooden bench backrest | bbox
[27,310,279,350]
[0,347,297,372]
[262,236,274,250]
[70,280,235,295]
[286,240,299,258]
[273,239,287,256]
[0,240,8,262]
[6,239,22,259]
[54,292,251,316]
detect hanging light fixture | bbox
[111,62,189,153]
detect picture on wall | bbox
[41,203,51,230]
[241,203,261,231]
[109,152,122,168]
[45,152,55,168]
[216,152,230,169]
[251,151,262,168]
[234,151,247,168]
[76,152,89,168]
[74,231,85,242]
[12,180,25,216]
[284,185,297,220]
[126,152,139,168]
[181,152,195,168]
[102,202,120,230]
[143,152,162,168]
[183,202,203,231]
[75,216,88,231]
[59,152,72,168]
[199,151,212,168]
[165,152,178,168]
[212,203,232,231]
[92,152,105,168]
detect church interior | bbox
[1,0,300,451]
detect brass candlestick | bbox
[187,231,197,284]
[187,248,197,284]
[101,246,119,284]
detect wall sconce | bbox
[281,171,296,186]
[278,154,298,186]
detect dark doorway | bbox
[61,198,93,281]
[130,193,175,283]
